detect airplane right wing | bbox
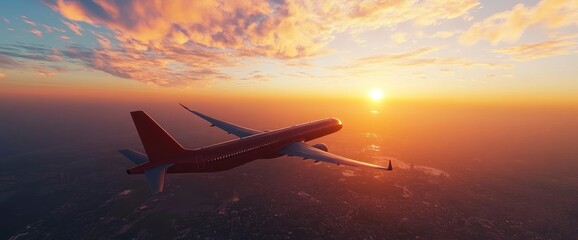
[180,104,262,138]
[280,142,393,171]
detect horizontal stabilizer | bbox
[145,163,174,194]
[119,149,148,165]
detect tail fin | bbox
[130,111,186,162]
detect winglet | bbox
[386,160,393,171]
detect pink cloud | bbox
[21,16,36,26]
[30,29,43,37]
[0,55,21,68]
[90,31,111,48]
[36,69,56,77]
[61,20,83,36]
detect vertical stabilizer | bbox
[130,111,185,162]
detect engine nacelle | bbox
[312,143,328,152]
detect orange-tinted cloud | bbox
[391,32,407,43]
[338,47,511,70]
[0,72,5,79]
[494,40,576,61]
[36,69,56,77]
[432,31,455,39]
[30,29,43,37]
[460,0,578,45]
[355,47,441,64]
[345,0,478,28]
[43,0,479,85]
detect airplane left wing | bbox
[281,142,392,171]
[180,104,262,138]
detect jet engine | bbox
[312,143,328,152]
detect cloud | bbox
[391,32,407,43]
[21,16,36,26]
[0,55,21,68]
[494,40,577,61]
[432,31,455,39]
[356,47,441,64]
[40,0,479,86]
[486,73,513,79]
[90,30,111,48]
[61,20,83,36]
[30,29,43,37]
[460,0,578,45]
[337,47,511,70]
[0,72,5,79]
[346,0,478,28]
[36,69,56,77]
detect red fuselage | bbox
[128,118,342,174]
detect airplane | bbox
[119,104,392,193]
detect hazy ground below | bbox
[1,97,577,239]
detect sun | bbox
[368,88,384,101]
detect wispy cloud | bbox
[460,0,578,45]
[335,47,511,71]
[391,32,407,43]
[90,30,111,48]
[0,72,5,79]
[30,29,43,37]
[21,16,36,26]
[431,31,455,39]
[356,47,441,64]
[494,40,577,61]
[36,69,56,77]
[61,20,82,36]
[0,55,22,68]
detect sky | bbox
[0,0,577,104]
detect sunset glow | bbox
[0,0,575,104]
[369,89,384,101]
[1,1,578,238]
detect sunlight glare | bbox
[369,88,384,101]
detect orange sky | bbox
[0,0,577,105]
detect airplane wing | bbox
[281,142,392,171]
[180,104,262,138]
